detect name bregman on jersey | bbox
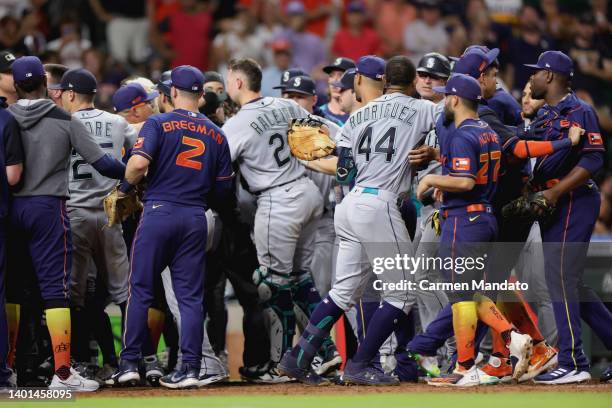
[249,105,303,135]
[348,101,418,130]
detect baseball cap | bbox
[169,65,205,93]
[323,57,356,74]
[347,1,365,13]
[453,48,500,79]
[157,70,172,97]
[433,73,482,101]
[113,83,159,112]
[11,56,46,83]
[331,68,356,90]
[0,51,16,73]
[271,39,291,53]
[49,68,97,94]
[286,1,305,15]
[284,75,316,96]
[355,55,385,81]
[417,52,451,79]
[273,68,306,90]
[524,50,574,77]
[449,45,492,62]
[203,71,224,85]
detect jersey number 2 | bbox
[176,136,205,170]
[269,133,290,167]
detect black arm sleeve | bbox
[4,115,24,165]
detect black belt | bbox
[253,176,305,196]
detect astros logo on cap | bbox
[132,96,143,105]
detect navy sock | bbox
[356,300,379,343]
[351,302,405,364]
[289,296,343,369]
[395,309,415,349]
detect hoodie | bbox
[9,99,105,198]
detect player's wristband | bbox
[118,180,136,194]
[551,138,572,151]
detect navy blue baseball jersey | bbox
[318,103,349,126]
[531,92,604,186]
[0,104,23,218]
[132,109,233,207]
[440,118,501,210]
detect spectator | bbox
[82,49,106,82]
[165,0,213,70]
[505,5,553,95]
[280,0,333,38]
[403,0,449,66]
[254,1,283,68]
[89,0,150,64]
[540,0,574,42]
[278,1,327,77]
[261,40,292,97]
[0,15,29,56]
[331,1,381,62]
[45,16,91,69]
[376,0,416,57]
[0,51,17,105]
[567,12,612,102]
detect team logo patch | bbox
[559,120,570,128]
[452,157,471,171]
[588,132,603,145]
[133,137,144,149]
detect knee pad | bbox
[252,266,292,303]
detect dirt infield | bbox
[80,380,612,398]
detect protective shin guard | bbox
[498,292,544,343]
[475,294,512,336]
[45,308,71,379]
[452,301,477,369]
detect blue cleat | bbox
[279,351,331,386]
[342,360,399,386]
[601,363,612,383]
[106,360,140,387]
[160,363,199,389]
[533,367,591,384]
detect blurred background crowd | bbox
[1,0,611,233]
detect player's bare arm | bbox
[118,155,149,197]
[408,145,440,167]
[6,163,22,186]
[303,156,338,175]
[416,174,475,201]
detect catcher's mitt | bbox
[103,187,143,227]
[287,116,336,161]
[501,191,556,223]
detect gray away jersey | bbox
[305,115,340,210]
[337,92,439,194]
[223,97,309,193]
[68,109,137,208]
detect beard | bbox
[443,104,454,125]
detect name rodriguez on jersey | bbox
[372,279,529,292]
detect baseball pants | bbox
[0,219,11,383]
[121,202,207,368]
[68,207,128,307]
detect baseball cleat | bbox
[533,367,591,384]
[427,365,480,387]
[279,353,331,386]
[342,360,400,386]
[601,363,612,383]
[49,367,99,392]
[409,352,440,377]
[481,355,513,383]
[144,355,164,387]
[508,331,533,381]
[197,373,229,387]
[239,362,292,384]
[159,364,199,389]
[314,349,343,377]
[106,360,140,387]
[95,363,117,386]
[519,342,558,383]
[477,368,501,385]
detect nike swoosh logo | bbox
[152,204,163,209]
[469,215,480,222]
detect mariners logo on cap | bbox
[4,54,15,62]
[292,77,301,87]
[426,58,435,68]
[283,71,290,82]
[334,58,342,66]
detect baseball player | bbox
[44,64,69,108]
[7,56,125,391]
[55,68,135,379]
[0,51,17,105]
[222,58,324,383]
[0,95,23,387]
[110,65,233,389]
[522,51,612,384]
[416,74,532,387]
[319,57,355,126]
[280,55,439,385]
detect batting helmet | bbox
[416,53,451,79]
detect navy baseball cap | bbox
[157,70,172,97]
[347,1,366,13]
[12,56,46,82]
[284,75,316,96]
[113,83,159,112]
[433,73,482,101]
[273,68,306,90]
[524,51,574,77]
[331,68,356,90]
[453,48,499,79]
[323,57,356,74]
[449,45,492,62]
[49,68,97,94]
[355,55,385,81]
[0,51,16,73]
[169,65,205,93]
[286,1,305,15]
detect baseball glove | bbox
[103,187,143,227]
[501,191,556,223]
[287,116,336,161]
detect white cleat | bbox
[427,365,480,387]
[49,368,99,392]
[533,368,591,385]
[508,331,533,381]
